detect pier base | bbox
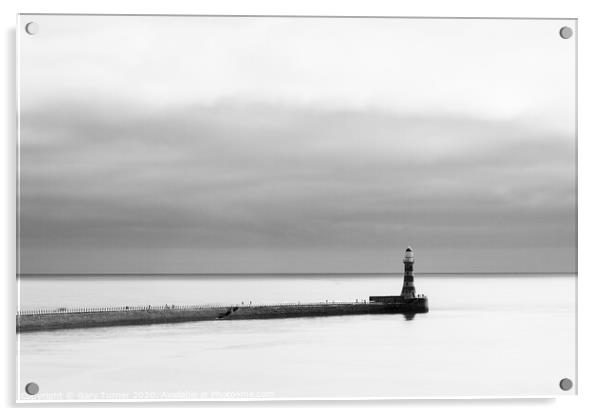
[17,300,428,333]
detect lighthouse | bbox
[401,246,416,299]
[368,245,427,311]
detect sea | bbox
[16,274,576,400]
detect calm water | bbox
[17,275,576,400]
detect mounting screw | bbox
[559,26,573,39]
[559,378,573,391]
[25,22,39,35]
[25,382,39,395]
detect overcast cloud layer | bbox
[18,16,576,273]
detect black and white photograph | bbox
[16,14,576,401]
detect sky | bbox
[18,16,577,274]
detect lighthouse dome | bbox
[403,247,414,263]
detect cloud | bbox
[18,100,576,273]
[17,16,576,273]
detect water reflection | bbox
[403,312,416,321]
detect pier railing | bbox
[17,294,428,317]
[16,301,372,316]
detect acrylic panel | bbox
[16,15,577,401]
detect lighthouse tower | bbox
[401,247,416,299]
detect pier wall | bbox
[16,299,428,333]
